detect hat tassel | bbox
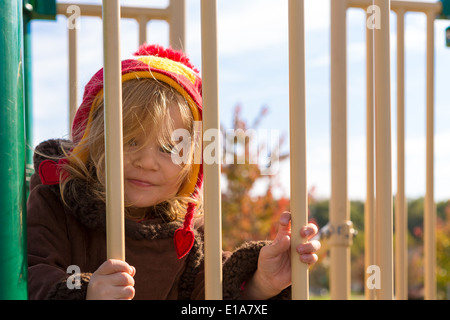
[174,202,195,259]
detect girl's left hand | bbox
[242,211,321,300]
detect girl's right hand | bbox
[86,259,136,300]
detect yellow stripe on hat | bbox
[136,56,198,85]
[121,71,201,123]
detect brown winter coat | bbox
[27,139,291,300]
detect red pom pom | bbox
[134,44,199,73]
[38,158,69,185]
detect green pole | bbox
[439,0,450,19]
[24,2,34,199]
[22,3,57,188]
[0,0,28,299]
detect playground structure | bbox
[0,0,449,300]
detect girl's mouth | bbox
[128,179,156,188]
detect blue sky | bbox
[30,0,450,201]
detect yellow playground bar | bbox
[1,0,449,301]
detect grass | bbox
[310,293,366,300]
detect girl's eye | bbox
[159,144,175,154]
[128,138,138,147]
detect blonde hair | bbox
[60,78,201,222]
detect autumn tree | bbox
[221,105,289,251]
[436,201,450,299]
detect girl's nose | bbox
[132,146,160,171]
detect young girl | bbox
[27,44,320,300]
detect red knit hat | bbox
[39,44,203,259]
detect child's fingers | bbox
[297,240,320,266]
[97,259,135,276]
[109,271,135,287]
[299,253,319,265]
[88,261,136,300]
[264,234,291,259]
[265,211,291,257]
[300,223,319,240]
[296,240,321,255]
[274,211,291,241]
[112,285,135,300]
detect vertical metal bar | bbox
[374,0,394,300]
[102,0,125,261]
[330,0,350,300]
[201,0,223,300]
[23,5,34,198]
[289,0,309,300]
[424,10,436,301]
[169,0,186,51]
[365,8,376,300]
[138,16,148,46]
[0,0,28,300]
[395,9,408,301]
[23,2,35,207]
[68,24,78,135]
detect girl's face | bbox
[123,104,188,209]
